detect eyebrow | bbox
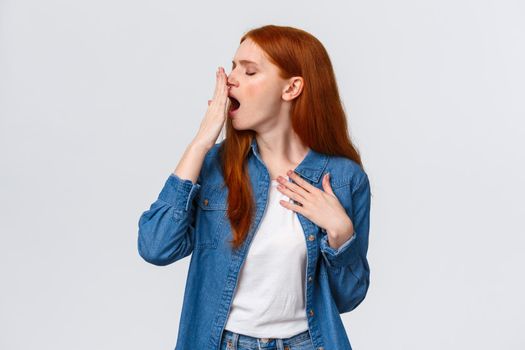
[231,59,258,67]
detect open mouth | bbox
[228,96,241,112]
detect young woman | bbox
[138,25,372,350]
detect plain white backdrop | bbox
[1,0,524,349]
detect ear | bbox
[283,76,304,101]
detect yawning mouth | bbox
[228,96,241,111]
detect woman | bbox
[138,24,372,350]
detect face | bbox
[227,38,303,131]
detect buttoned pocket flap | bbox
[196,184,228,211]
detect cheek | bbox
[245,81,280,108]
[245,81,265,99]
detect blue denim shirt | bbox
[137,137,371,350]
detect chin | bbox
[229,111,265,132]
[230,119,249,131]
[229,118,254,132]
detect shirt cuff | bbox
[320,229,359,269]
[158,173,201,212]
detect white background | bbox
[1,0,524,349]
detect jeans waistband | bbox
[221,329,310,349]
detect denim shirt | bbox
[137,137,371,350]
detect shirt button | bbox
[308,234,315,241]
[308,276,312,282]
[203,199,209,206]
[309,309,314,316]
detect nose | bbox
[227,74,237,89]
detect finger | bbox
[277,183,306,204]
[212,67,221,100]
[219,68,228,96]
[280,173,311,199]
[218,68,228,109]
[322,173,336,196]
[279,199,305,214]
[287,170,317,195]
[224,95,231,115]
[214,67,223,104]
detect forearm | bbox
[173,140,211,184]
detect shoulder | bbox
[326,154,369,194]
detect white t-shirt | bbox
[224,176,309,338]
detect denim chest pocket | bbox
[195,184,228,249]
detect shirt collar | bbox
[250,137,329,184]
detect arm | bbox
[137,142,210,266]
[319,174,372,313]
[138,65,230,265]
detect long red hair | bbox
[219,25,366,250]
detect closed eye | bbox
[246,72,256,76]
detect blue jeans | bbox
[219,329,315,350]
